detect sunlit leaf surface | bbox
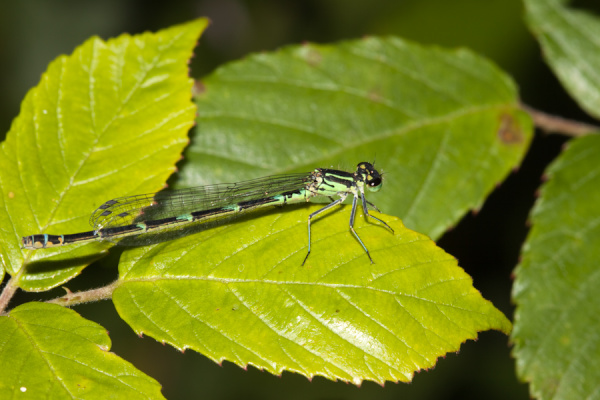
[0,302,163,399]
[114,205,511,384]
[0,19,207,290]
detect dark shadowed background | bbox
[2,1,599,399]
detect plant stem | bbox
[0,276,19,315]
[46,280,120,307]
[521,104,600,137]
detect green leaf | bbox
[183,36,532,240]
[512,134,600,399]
[0,19,208,291]
[0,302,163,399]
[113,205,511,384]
[524,0,600,119]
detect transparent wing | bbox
[89,173,312,230]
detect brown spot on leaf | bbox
[303,46,322,67]
[368,89,383,103]
[498,113,524,144]
[193,80,206,97]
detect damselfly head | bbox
[356,162,383,192]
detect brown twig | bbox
[46,280,120,307]
[521,104,600,137]
[0,276,19,315]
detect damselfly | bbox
[22,162,393,264]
